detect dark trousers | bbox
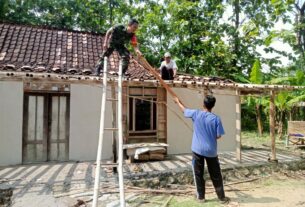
[161,66,174,80]
[96,46,130,75]
[192,152,225,200]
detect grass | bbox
[242,131,271,149]
[242,130,305,157]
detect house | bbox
[1,23,303,166]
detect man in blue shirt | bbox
[174,95,229,204]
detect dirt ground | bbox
[127,170,305,207]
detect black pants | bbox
[192,152,225,200]
[95,46,130,75]
[161,66,174,80]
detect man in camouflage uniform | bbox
[95,19,142,76]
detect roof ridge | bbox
[0,21,105,36]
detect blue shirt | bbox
[184,109,225,157]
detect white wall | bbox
[69,84,113,161]
[167,88,236,154]
[0,81,23,166]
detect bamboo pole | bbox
[117,60,126,207]
[92,57,108,207]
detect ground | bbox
[1,131,305,207]
[127,170,305,207]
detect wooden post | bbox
[270,90,277,162]
[111,84,117,173]
[236,90,241,162]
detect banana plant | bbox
[248,59,266,136]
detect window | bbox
[128,87,157,137]
[129,97,157,132]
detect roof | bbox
[0,22,304,94]
[0,22,152,79]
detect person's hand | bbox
[103,44,107,51]
[136,50,143,57]
[174,97,179,104]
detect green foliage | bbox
[250,59,263,84]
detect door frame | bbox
[22,92,70,163]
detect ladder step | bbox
[101,163,118,167]
[104,128,118,131]
[106,98,118,101]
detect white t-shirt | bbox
[160,60,178,72]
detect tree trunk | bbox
[233,0,240,70]
[295,3,305,56]
[109,0,113,25]
[256,104,263,136]
[277,110,284,140]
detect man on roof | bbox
[95,19,142,76]
[159,52,177,80]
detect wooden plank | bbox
[59,96,66,140]
[50,96,59,160]
[50,96,59,141]
[129,87,143,95]
[59,143,66,160]
[36,96,44,141]
[127,138,159,144]
[111,84,118,166]
[36,144,44,161]
[157,87,167,144]
[43,94,49,162]
[27,96,36,141]
[22,94,29,163]
[128,135,157,139]
[50,143,58,160]
[26,144,35,162]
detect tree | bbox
[249,59,265,136]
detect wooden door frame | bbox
[22,92,70,163]
[47,93,70,161]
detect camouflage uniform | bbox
[95,25,136,75]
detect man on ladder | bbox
[93,19,143,207]
[95,19,142,76]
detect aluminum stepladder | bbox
[92,57,126,207]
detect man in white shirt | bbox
[159,52,177,80]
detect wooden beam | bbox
[236,90,241,162]
[111,84,117,172]
[269,90,277,162]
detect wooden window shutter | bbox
[157,87,167,143]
